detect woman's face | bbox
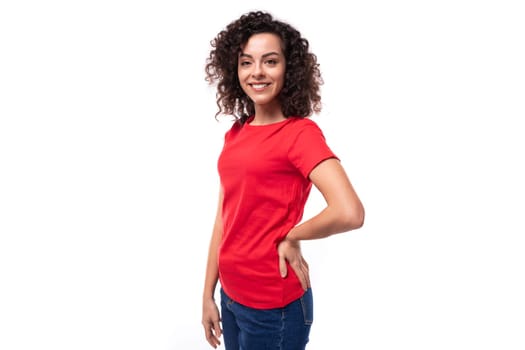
[238,33,286,108]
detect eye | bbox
[240,61,251,66]
[266,59,278,65]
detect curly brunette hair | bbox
[205,11,323,123]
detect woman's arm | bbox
[202,187,224,349]
[289,157,364,240]
[278,158,364,287]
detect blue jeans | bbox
[220,288,313,350]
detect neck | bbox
[251,102,285,125]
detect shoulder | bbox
[224,120,243,139]
[286,117,325,137]
[287,116,322,130]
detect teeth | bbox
[252,84,268,89]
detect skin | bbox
[237,33,286,125]
[201,32,365,348]
[202,188,223,348]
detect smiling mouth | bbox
[250,83,270,89]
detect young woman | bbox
[202,11,365,349]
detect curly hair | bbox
[205,11,323,123]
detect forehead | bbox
[240,33,283,55]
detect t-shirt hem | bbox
[221,285,306,310]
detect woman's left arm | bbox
[288,157,364,240]
[278,158,364,288]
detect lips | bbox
[249,83,271,91]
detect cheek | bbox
[276,76,285,90]
[237,76,250,94]
[237,67,247,81]
[278,69,286,85]
[237,75,247,91]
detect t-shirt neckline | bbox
[245,116,297,128]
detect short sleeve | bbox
[288,120,338,178]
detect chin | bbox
[249,96,275,105]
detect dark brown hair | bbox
[205,11,323,124]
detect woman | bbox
[202,11,365,349]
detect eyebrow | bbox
[239,51,281,59]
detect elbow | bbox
[338,205,365,232]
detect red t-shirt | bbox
[217,116,337,309]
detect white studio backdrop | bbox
[0,0,524,349]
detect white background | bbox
[1,0,524,349]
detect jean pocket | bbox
[300,288,314,325]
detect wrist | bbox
[203,295,215,303]
[203,289,216,301]
[285,228,299,242]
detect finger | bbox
[279,255,288,278]
[292,260,308,290]
[302,258,311,288]
[204,323,220,348]
[299,269,308,290]
[213,319,222,338]
[203,324,213,344]
[299,260,310,290]
[304,268,311,290]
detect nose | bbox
[252,62,264,79]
